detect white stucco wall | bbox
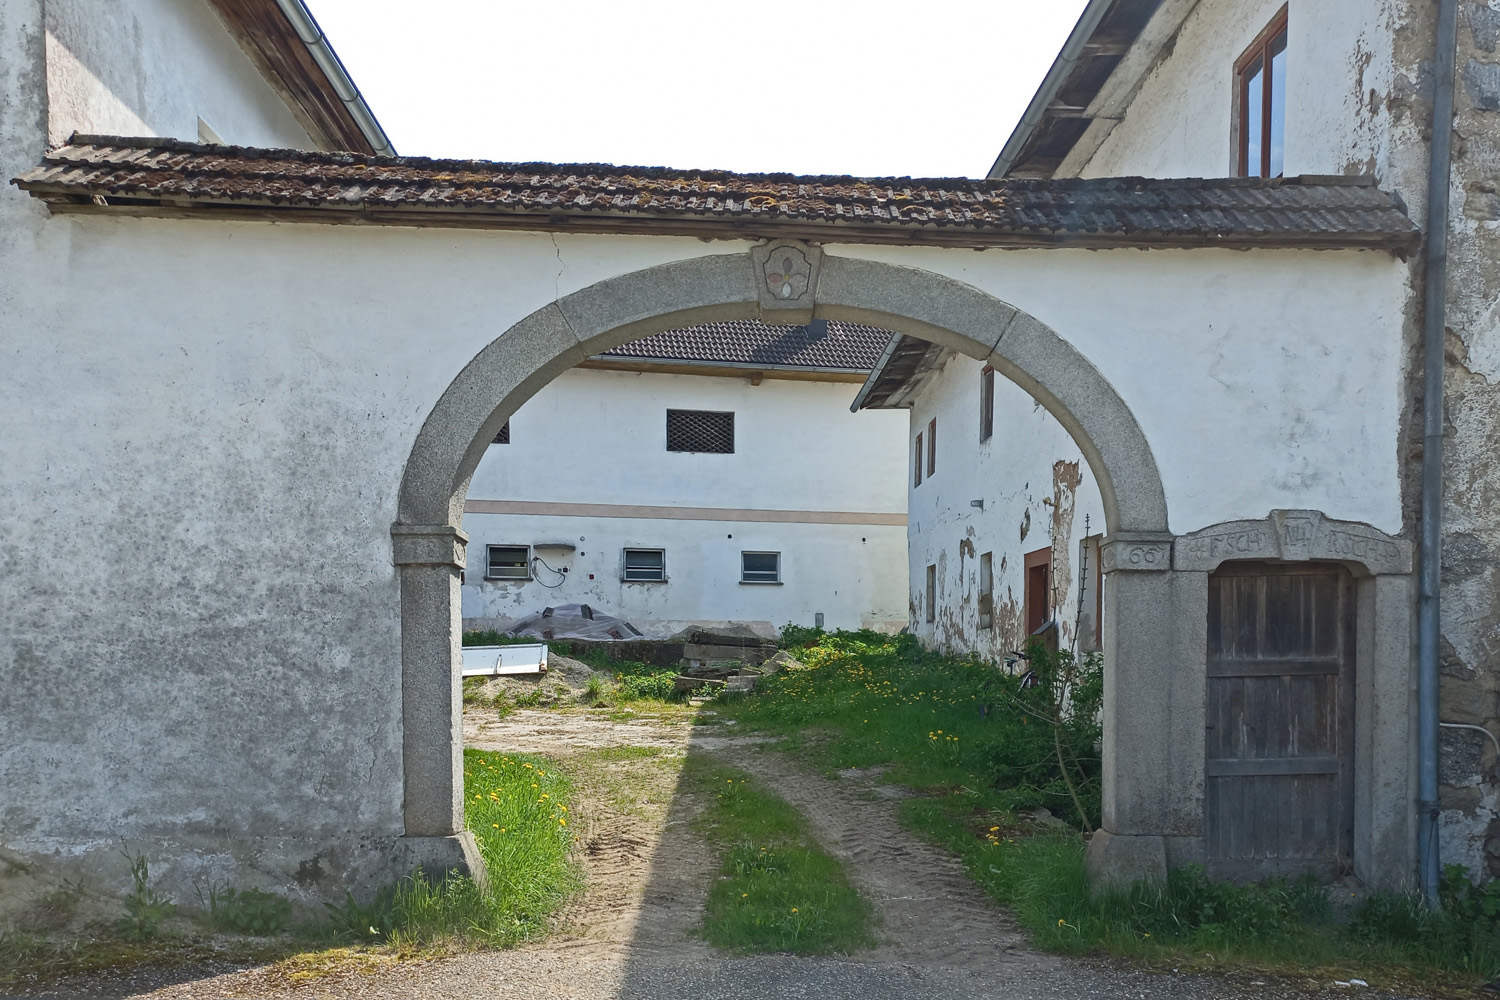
[903,352,1107,659]
[46,0,316,148]
[459,367,909,631]
[1077,0,1399,183]
[467,368,908,512]
[832,242,1411,538]
[0,2,1418,893]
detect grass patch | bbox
[717,629,1500,990]
[715,630,1100,826]
[1,749,583,990]
[685,759,874,955]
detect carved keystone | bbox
[750,240,822,324]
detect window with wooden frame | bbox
[980,366,995,442]
[1023,547,1052,637]
[914,431,924,487]
[927,417,937,477]
[925,564,937,623]
[978,551,994,630]
[486,544,531,581]
[1236,6,1288,178]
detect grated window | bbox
[623,548,666,582]
[492,420,510,445]
[486,544,530,580]
[667,409,734,453]
[741,551,780,584]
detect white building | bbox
[2,0,1492,901]
[855,342,1107,659]
[460,319,909,635]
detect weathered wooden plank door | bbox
[1206,562,1355,881]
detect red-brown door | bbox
[1206,562,1355,881]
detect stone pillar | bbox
[1354,572,1418,886]
[1088,532,1207,886]
[391,524,484,881]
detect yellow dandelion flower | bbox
[791,908,798,913]
[1058,919,1065,926]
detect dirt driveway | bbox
[22,708,1425,1000]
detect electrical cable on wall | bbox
[531,555,568,589]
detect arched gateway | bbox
[390,245,1412,889]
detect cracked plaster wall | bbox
[904,352,1106,661]
[1073,0,1500,880]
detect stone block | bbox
[1086,831,1167,891]
[392,832,487,889]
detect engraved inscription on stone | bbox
[1182,526,1270,562]
[1322,529,1401,564]
[1102,541,1172,572]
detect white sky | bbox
[302,1,1090,179]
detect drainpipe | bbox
[1417,0,1459,909]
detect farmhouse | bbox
[0,0,1493,904]
[460,318,909,636]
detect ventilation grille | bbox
[492,420,510,445]
[666,410,734,453]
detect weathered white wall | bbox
[46,0,316,148]
[904,352,1106,659]
[831,242,1411,538]
[0,3,1418,894]
[1077,0,1399,182]
[462,515,906,634]
[470,368,908,511]
[460,367,909,632]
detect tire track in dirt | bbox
[741,748,1049,973]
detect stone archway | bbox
[390,247,1171,876]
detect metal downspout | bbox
[1418,0,1459,908]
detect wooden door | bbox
[1206,562,1355,880]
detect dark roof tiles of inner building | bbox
[599,319,891,371]
[12,136,1422,252]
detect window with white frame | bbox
[741,551,781,584]
[486,544,531,580]
[622,547,666,582]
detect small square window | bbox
[486,544,531,580]
[623,547,665,582]
[667,409,734,453]
[741,551,781,584]
[492,420,510,445]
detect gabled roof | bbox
[850,336,948,412]
[205,0,391,155]
[599,319,891,372]
[990,0,1180,179]
[14,137,1420,253]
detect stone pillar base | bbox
[393,832,488,889]
[1086,831,1167,891]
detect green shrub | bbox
[615,672,677,701]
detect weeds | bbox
[198,885,293,936]
[687,760,874,955]
[729,630,1500,987]
[116,850,175,941]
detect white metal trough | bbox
[461,643,549,677]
